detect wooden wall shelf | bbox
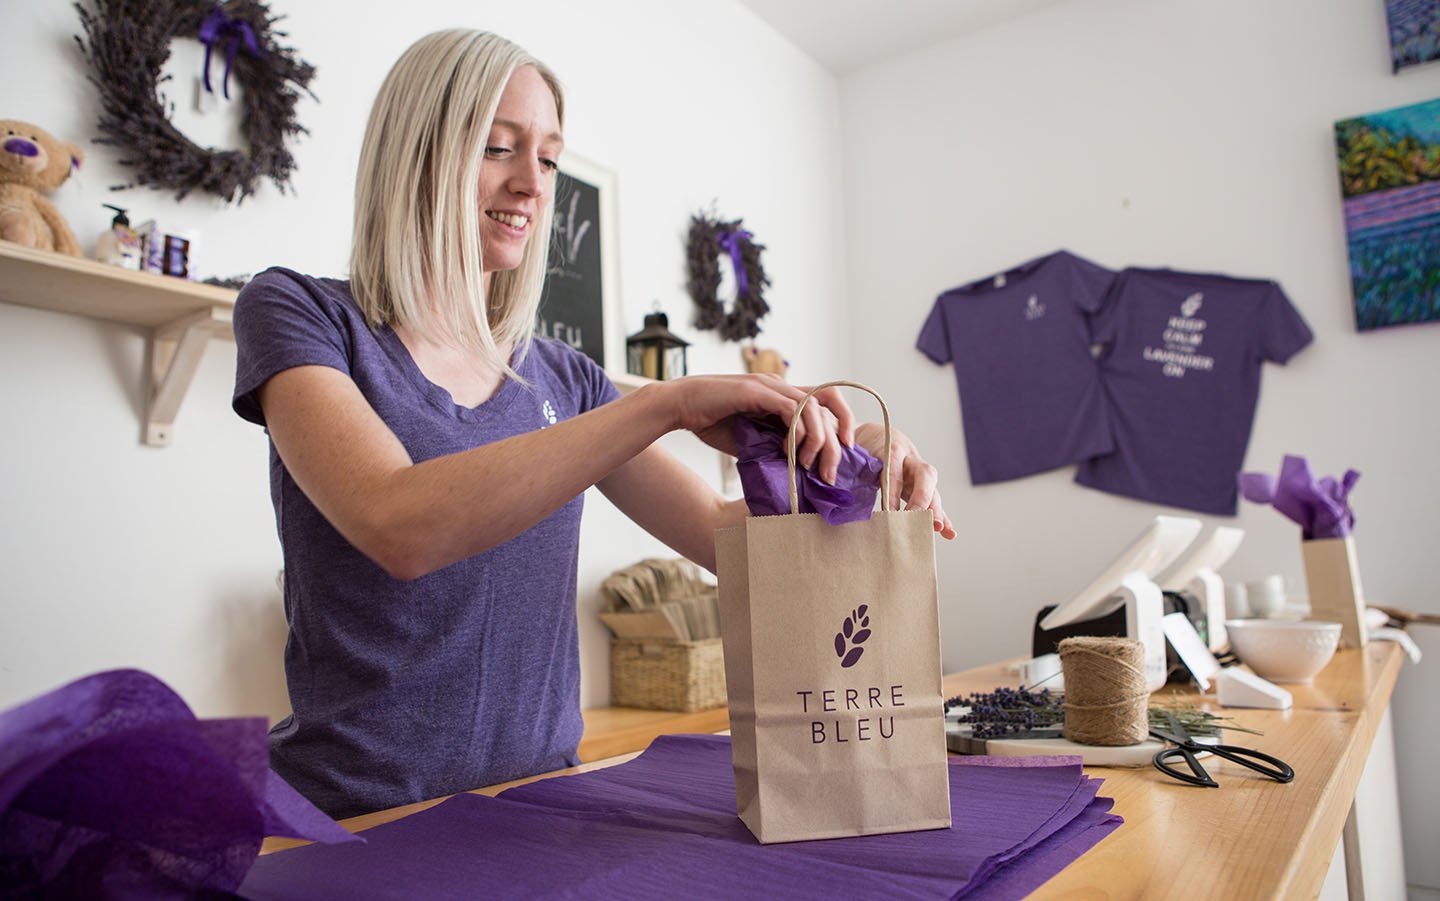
[0,241,237,332]
[0,242,236,446]
[0,242,657,439]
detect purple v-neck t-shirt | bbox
[916,250,1116,484]
[232,267,619,818]
[1075,267,1313,514]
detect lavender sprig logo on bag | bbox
[834,605,872,668]
[802,605,903,743]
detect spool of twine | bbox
[1058,636,1149,746]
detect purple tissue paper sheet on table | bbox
[0,669,357,898]
[1238,454,1360,539]
[733,415,884,524]
[240,734,1121,900]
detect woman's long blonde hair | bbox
[350,29,564,376]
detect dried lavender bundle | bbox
[943,687,1261,739]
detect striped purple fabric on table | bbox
[241,733,1120,899]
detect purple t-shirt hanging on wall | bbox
[1075,267,1313,514]
[232,267,620,819]
[916,250,1116,484]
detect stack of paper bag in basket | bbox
[716,381,951,844]
[599,558,726,712]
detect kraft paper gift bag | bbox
[716,381,951,845]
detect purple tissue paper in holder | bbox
[1240,454,1368,647]
[0,668,357,897]
[733,415,883,525]
[1238,454,1359,540]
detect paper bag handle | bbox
[786,380,893,515]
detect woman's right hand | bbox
[854,422,956,540]
[653,374,856,485]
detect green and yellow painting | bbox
[1335,97,1440,331]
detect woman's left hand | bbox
[854,422,956,540]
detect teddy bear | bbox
[742,344,789,379]
[0,119,84,257]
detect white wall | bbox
[840,0,1438,891]
[0,0,848,715]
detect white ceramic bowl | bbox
[1226,619,1342,683]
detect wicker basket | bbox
[610,637,726,712]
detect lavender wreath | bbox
[74,0,316,204]
[685,211,771,342]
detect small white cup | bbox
[1225,582,1250,619]
[1245,575,1287,619]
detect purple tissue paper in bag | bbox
[733,415,883,525]
[0,668,358,898]
[1238,454,1360,539]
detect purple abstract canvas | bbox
[1335,97,1440,330]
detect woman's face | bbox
[479,65,562,274]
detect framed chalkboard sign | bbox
[538,153,622,371]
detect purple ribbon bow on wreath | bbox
[716,228,753,298]
[199,5,263,100]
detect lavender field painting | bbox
[1335,97,1440,331]
[1387,0,1440,71]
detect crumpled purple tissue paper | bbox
[1239,454,1360,539]
[733,415,883,525]
[0,668,358,898]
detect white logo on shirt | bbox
[542,399,558,425]
[1024,294,1047,321]
[1144,293,1214,378]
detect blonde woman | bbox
[232,29,954,819]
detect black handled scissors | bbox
[1150,712,1294,788]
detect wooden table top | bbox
[262,642,1404,899]
[577,704,730,762]
[942,641,1404,899]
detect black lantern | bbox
[626,310,690,380]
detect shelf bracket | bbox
[145,306,231,446]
